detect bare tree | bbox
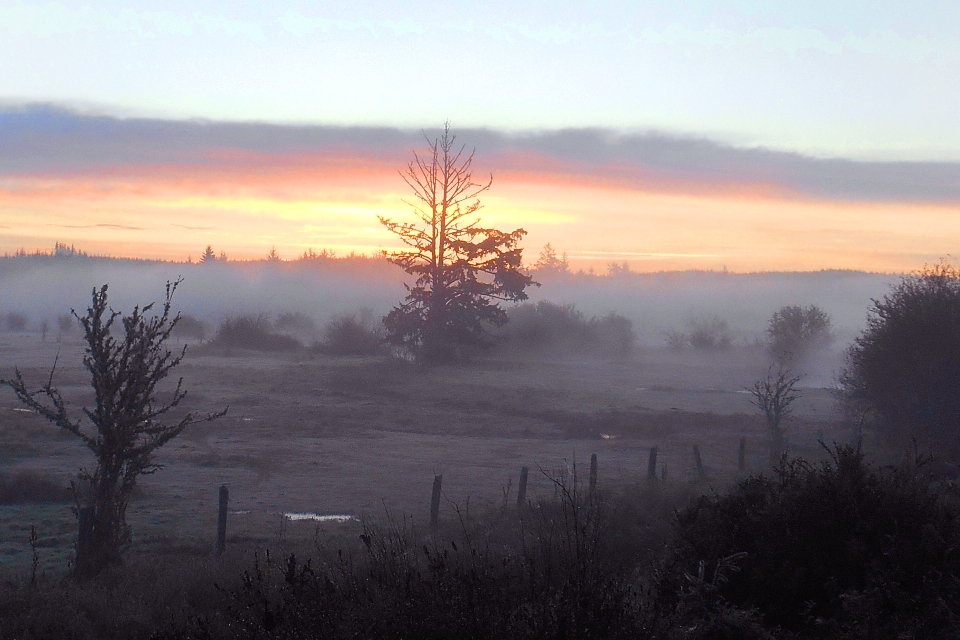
[749,366,802,463]
[2,279,226,577]
[378,122,535,362]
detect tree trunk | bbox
[75,475,127,578]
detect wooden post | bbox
[516,466,529,507]
[647,447,658,480]
[738,437,747,473]
[430,475,443,528]
[77,506,92,554]
[588,453,598,502]
[216,484,228,555]
[693,445,704,478]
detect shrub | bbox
[5,312,28,332]
[767,304,833,367]
[665,444,960,635]
[0,469,72,504]
[589,312,635,356]
[502,301,634,356]
[170,314,207,342]
[317,315,384,356]
[687,316,731,350]
[664,330,687,351]
[274,312,319,340]
[211,315,301,351]
[505,301,591,351]
[841,261,960,460]
[57,313,74,340]
[162,471,654,639]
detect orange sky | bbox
[2,111,958,273]
[2,156,957,273]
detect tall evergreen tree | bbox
[378,124,535,362]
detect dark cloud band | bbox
[2,104,957,204]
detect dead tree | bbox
[749,366,802,463]
[3,279,226,577]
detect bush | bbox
[664,330,687,351]
[767,304,833,367]
[170,314,207,342]
[841,261,960,459]
[0,469,72,504]
[317,315,384,356]
[505,301,591,350]
[687,316,731,350]
[4,312,28,332]
[274,312,319,342]
[502,301,634,356]
[665,444,960,635]
[211,315,301,351]
[590,312,635,356]
[161,472,657,639]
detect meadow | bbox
[5,260,942,638]
[0,328,846,573]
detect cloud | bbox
[50,223,146,230]
[171,223,216,230]
[2,104,958,204]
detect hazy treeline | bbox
[0,250,896,349]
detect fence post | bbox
[738,437,747,473]
[77,507,92,556]
[647,447,658,480]
[589,453,598,502]
[430,475,443,528]
[216,485,228,555]
[693,445,704,478]
[516,466,529,508]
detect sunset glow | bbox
[2,119,957,273]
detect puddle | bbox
[284,512,356,523]
[230,510,250,515]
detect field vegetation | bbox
[0,257,956,638]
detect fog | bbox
[0,254,896,354]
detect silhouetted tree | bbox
[378,123,535,362]
[607,261,631,277]
[2,280,226,577]
[532,243,570,276]
[767,304,833,367]
[749,366,801,462]
[841,261,960,459]
[200,245,217,264]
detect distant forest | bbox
[1,241,892,279]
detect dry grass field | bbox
[0,332,848,577]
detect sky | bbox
[1,1,959,272]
